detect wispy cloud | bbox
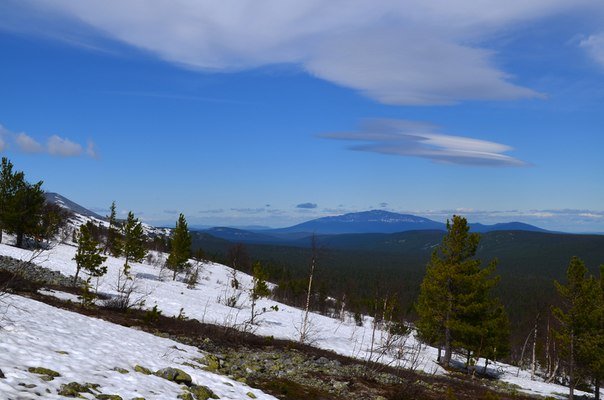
[296,202,317,209]
[86,141,99,159]
[230,207,267,214]
[320,119,528,167]
[0,124,97,158]
[7,1,595,105]
[199,209,225,214]
[580,32,604,68]
[409,208,604,229]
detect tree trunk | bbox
[0,228,3,244]
[531,319,538,380]
[300,235,317,343]
[250,298,256,325]
[73,266,81,286]
[443,278,453,367]
[483,358,489,374]
[595,376,600,400]
[569,331,574,400]
[545,316,551,377]
[16,231,24,248]
[437,346,442,363]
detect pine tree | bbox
[166,213,192,280]
[552,257,601,400]
[121,211,147,274]
[73,222,107,285]
[573,264,604,400]
[105,201,122,257]
[0,158,24,244]
[249,261,271,325]
[416,215,504,368]
[0,158,45,248]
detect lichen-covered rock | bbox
[188,385,219,400]
[58,382,98,397]
[246,392,257,399]
[28,367,61,381]
[154,367,192,386]
[0,369,4,379]
[96,395,123,400]
[113,367,129,374]
[202,354,221,372]
[177,393,194,400]
[134,365,152,375]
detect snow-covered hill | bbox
[0,240,598,399]
[46,192,170,238]
[0,294,274,400]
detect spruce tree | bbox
[552,257,601,400]
[0,158,24,244]
[0,158,45,248]
[105,201,122,257]
[166,213,192,280]
[579,271,604,400]
[121,211,147,274]
[73,222,107,285]
[416,215,504,368]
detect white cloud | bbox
[321,119,527,167]
[47,135,83,157]
[0,124,96,158]
[7,0,598,105]
[15,132,44,153]
[580,32,604,68]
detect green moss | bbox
[246,392,257,399]
[96,395,123,400]
[188,385,219,400]
[154,367,192,385]
[28,367,61,379]
[58,382,96,397]
[202,355,220,372]
[134,365,152,375]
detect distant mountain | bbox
[469,222,549,233]
[267,210,446,235]
[259,210,548,236]
[45,192,105,220]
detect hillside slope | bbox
[0,237,599,399]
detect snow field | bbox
[0,294,275,399]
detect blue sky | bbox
[0,1,603,232]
